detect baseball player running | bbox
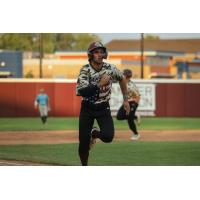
[116,69,141,140]
[76,41,130,166]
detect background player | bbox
[116,69,141,140]
[34,88,50,124]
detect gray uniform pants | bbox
[39,105,48,117]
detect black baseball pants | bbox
[78,100,114,166]
[116,101,138,135]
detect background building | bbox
[22,39,200,79]
[0,50,23,78]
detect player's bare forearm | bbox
[119,77,130,115]
[119,77,128,98]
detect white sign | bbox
[110,83,156,116]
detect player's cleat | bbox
[89,127,99,149]
[130,133,140,140]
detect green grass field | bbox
[0,117,200,166]
[0,117,200,131]
[0,141,200,166]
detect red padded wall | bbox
[155,84,167,116]
[0,81,200,117]
[166,84,185,116]
[155,83,200,117]
[0,83,16,117]
[185,84,200,117]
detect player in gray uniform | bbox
[76,41,130,166]
[116,69,141,140]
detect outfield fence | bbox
[0,79,200,117]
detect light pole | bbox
[39,33,43,78]
[140,33,144,79]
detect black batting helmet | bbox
[87,41,108,61]
[123,69,132,78]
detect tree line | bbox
[0,33,101,53]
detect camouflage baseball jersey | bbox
[127,79,140,101]
[76,62,123,104]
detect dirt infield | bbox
[0,130,200,165]
[0,130,200,145]
[0,160,50,166]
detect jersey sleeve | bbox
[76,66,100,97]
[130,82,140,97]
[111,65,123,82]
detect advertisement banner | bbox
[110,83,156,116]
